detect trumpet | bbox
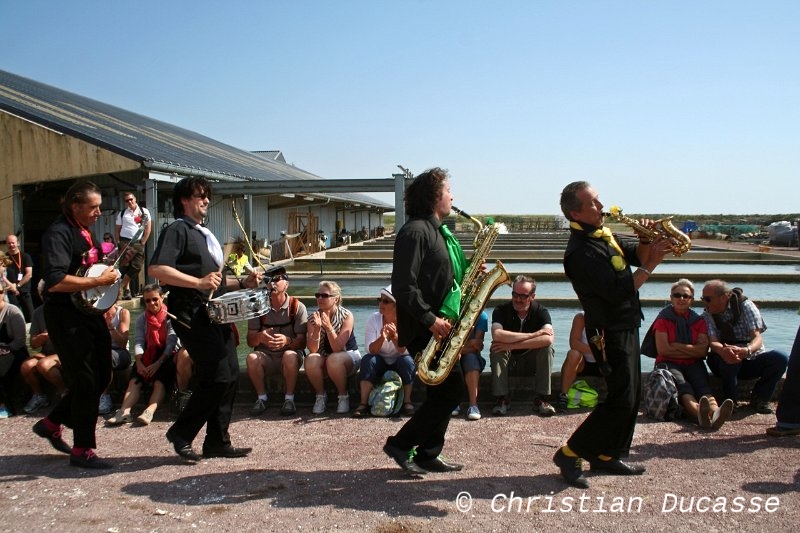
[603,205,692,257]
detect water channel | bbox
[129,256,800,372]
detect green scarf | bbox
[570,221,627,271]
[439,223,468,320]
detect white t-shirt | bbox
[364,311,408,364]
[116,205,150,240]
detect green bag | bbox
[566,379,599,409]
[368,370,403,416]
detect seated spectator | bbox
[245,266,307,417]
[652,279,734,429]
[98,302,132,415]
[22,282,66,414]
[225,241,250,276]
[489,275,556,417]
[305,281,361,414]
[451,310,489,420]
[106,284,177,426]
[101,232,119,263]
[353,286,415,418]
[702,279,789,413]
[0,288,29,418]
[556,311,601,412]
[767,323,800,436]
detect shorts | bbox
[459,352,486,373]
[111,347,131,371]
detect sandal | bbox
[402,402,415,416]
[351,404,369,418]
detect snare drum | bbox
[71,263,121,315]
[206,289,269,324]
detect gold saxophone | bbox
[603,205,692,257]
[415,207,511,386]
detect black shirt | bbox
[563,225,643,331]
[5,251,33,295]
[149,218,226,324]
[491,300,553,356]
[391,215,454,348]
[40,214,95,305]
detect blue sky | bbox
[2,1,798,215]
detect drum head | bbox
[77,263,121,314]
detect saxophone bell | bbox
[603,205,692,257]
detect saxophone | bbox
[415,207,511,386]
[603,205,692,257]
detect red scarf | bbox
[143,305,168,380]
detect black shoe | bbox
[553,448,589,488]
[383,442,426,475]
[69,450,113,469]
[32,419,71,455]
[202,445,252,458]
[166,431,201,463]
[415,455,464,472]
[589,458,646,475]
[752,399,774,415]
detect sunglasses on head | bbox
[671,293,693,300]
[315,293,335,299]
[376,297,394,304]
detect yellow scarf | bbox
[570,221,627,271]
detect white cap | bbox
[380,285,395,302]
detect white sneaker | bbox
[312,395,327,414]
[24,393,50,414]
[467,405,482,420]
[337,395,350,414]
[98,394,113,415]
[451,405,461,416]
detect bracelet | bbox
[637,267,652,276]
[238,278,245,289]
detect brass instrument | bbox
[415,206,511,386]
[603,205,692,257]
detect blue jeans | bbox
[358,353,416,384]
[707,349,789,402]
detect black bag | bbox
[640,323,658,358]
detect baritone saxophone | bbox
[415,207,511,386]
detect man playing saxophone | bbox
[554,181,669,488]
[383,167,465,475]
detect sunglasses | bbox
[269,275,288,282]
[700,296,713,303]
[192,193,209,200]
[124,197,135,203]
[144,297,161,304]
[511,291,533,299]
[315,293,336,299]
[376,297,394,304]
[671,293,693,300]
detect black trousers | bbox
[567,327,641,460]
[387,337,464,461]
[44,300,112,449]
[169,308,239,449]
[8,291,34,323]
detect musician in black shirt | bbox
[554,181,668,488]
[383,167,465,475]
[33,181,120,469]
[149,176,261,462]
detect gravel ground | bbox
[1,400,798,533]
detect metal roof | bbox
[0,69,390,208]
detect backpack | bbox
[640,323,658,358]
[644,365,683,421]
[566,379,599,409]
[368,370,403,416]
